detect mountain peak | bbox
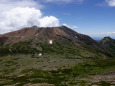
[103,36,112,40]
[0,26,114,57]
[100,36,114,44]
[0,26,98,45]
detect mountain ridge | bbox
[0,26,114,57]
[99,36,115,55]
[0,26,105,46]
[0,26,106,50]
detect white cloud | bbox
[44,0,73,3]
[0,0,60,34]
[43,0,83,3]
[40,16,59,27]
[0,0,43,13]
[88,32,115,38]
[99,32,115,34]
[63,24,78,30]
[71,26,78,30]
[0,7,60,34]
[0,0,78,34]
[106,0,115,7]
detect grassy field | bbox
[0,41,115,86]
[0,54,115,86]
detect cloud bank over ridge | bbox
[0,0,60,34]
[0,7,59,34]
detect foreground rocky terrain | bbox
[0,26,115,86]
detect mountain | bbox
[0,26,98,44]
[0,26,115,86]
[0,26,101,45]
[0,26,39,44]
[0,26,112,57]
[99,36,115,55]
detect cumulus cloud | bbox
[39,16,59,27]
[0,0,60,34]
[0,7,60,34]
[0,0,42,13]
[0,0,78,34]
[106,0,115,7]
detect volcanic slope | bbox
[0,26,112,58]
[0,26,115,86]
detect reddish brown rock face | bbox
[0,26,97,44]
[0,27,39,44]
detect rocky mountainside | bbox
[99,36,115,46]
[0,26,39,44]
[0,26,115,86]
[99,36,115,55]
[0,26,112,57]
[0,26,97,44]
[0,26,101,45]
[0,26,114,57]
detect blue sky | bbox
[0,0,115,39]
[40,0,115,38]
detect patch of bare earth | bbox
[81,74,115,84]
[23,83,54,86]
[91,75,115,82]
